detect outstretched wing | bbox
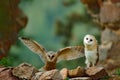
[19,37,47,62]
[56,46,84,63]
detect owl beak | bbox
[49,57,52,60]
[88,41,91,43]
[48,55,54,60]
[86,41,92,45]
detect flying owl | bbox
[83,34,99,68]
[19,37,84,71]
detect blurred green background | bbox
[1,0,100,69]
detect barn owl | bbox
[19,37,84,71]
[84,34,99,68]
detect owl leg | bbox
[92,63,95,67]
[92,59,96,67]
[85,59,90,68]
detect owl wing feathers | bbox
[19,37,47,62]
[56,46,85,63]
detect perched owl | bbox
[84,34,99,68]
[19,37,84,71]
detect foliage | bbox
[0,57,14,67]
[65,77,70,80]
[100,76,110,80]
[115,68,120,76]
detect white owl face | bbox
[46,51,56,62]
[84,34,96,46]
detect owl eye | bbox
[90,39,93,41]
[48,55,50,58]
[86,38,88,40]
[51,55,54,59]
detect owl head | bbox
[46,51,57,62]
[84,34,97,46]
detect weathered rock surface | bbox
[0,0,28,59]
[60,68,68,79]
[0,67,19,80]
[68,66,86,78]
[100,28,120,74]
[12,63,38,79]
[0,63,118,80]
[38,69,62,80]
[86,66,108,80]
